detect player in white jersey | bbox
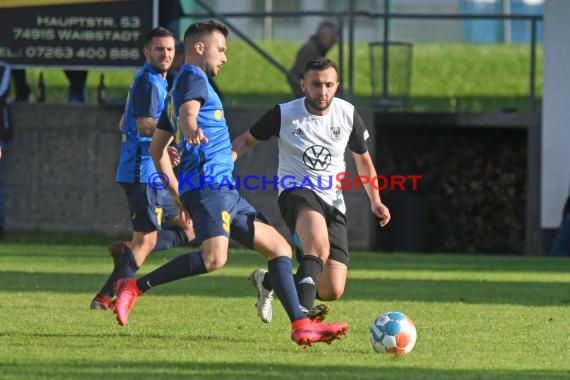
[232,57,391,323]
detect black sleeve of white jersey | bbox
[156,108,173,134]
[249,105,281,141]
[348,108,370,154]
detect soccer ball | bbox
[370,311,417,354]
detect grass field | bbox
[16,41,542,112]
[1,242,569,379]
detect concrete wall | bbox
[5,104,126,235]
[3,103,377,250]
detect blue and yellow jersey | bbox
[116,63,168,183]
[157,64,233,196]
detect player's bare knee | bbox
[274,241,293,259]
[257,246,292,260]
[306,239,330,259]
[130,233,156,254]
[201,251,228,271]
[330,287,345,300]
[141,236,157,252]
[305,248,330,263]
[318,287,344,301]
[253,230,292,259]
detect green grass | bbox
[17,41,543,112]
[1,242,569,379]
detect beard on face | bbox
[306,96,333,112]
[150,62,169,74]
[154,67,169,74]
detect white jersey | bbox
[249,97,369,214]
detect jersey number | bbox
[155,207,163,226]
[221,211,230,233]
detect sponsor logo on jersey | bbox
[292,127,304,135]
[330,126,342,141]
[302,145,332,171]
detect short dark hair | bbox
[183,20,229,42]
[317,20,337,34]
[144,26,176,47]
[303,57,338,76]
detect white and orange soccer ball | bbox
[370,311,417,354]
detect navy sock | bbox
[99,248,139,297]
[154,226,188,252]
[295,255,324,310]
[268,256,306,322]
[136,251,206,292]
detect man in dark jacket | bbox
[287,21,338,98]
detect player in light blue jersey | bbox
[90,27,194,311]
[111,20,349,347]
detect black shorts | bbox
[278,188,349,265]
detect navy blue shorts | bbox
[181,188,269,248]
[120,183,179,232]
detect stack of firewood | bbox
[378,129,526,254]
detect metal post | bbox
[502,0,511,44]
[347,0,355,100]
[263,0,273,40]
[529,17,537,112]
[337,15,345,98]
[382,0,390,101]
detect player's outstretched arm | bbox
[231,131,261,161]
[352,151,391,227]
[150,128,189,223]
[150,128,178,194]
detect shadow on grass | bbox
[348,252,570,274]
[2,270,569,306]
[1,361,568,380]
[0,230,126,245]
[2,244,569,273]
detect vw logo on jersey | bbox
[330,126,342,141]
[303,145,332,171]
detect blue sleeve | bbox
[177,70,208,106]
[133,75,160,118]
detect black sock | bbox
[154,226,188,252]
[98,248,139,297]
[295,255,323,310]
[268,256,306,322]
[261,271,273,290]
[136,251,206,292]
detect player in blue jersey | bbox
[90,27,195,311]
[112,20,349,347]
